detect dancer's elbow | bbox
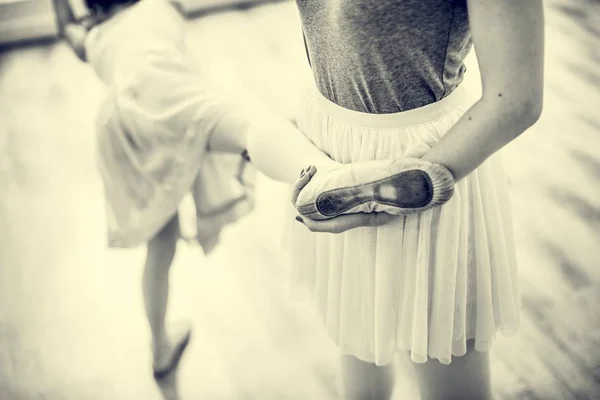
[508,99,543,141]
[483,88,543,139]
[518,93,543,127]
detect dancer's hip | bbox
[307,82,472,130]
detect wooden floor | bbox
[0,1,599,399]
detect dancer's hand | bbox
[291,166,398,234]
[295,212,397,234]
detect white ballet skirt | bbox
[284,83,520,366]
[85,0,255,251]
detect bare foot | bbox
[153,322,192,381]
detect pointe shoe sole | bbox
[295,158,454,220]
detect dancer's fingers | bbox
[290,165,317,204]
[295,212,397,234]
[366,212,398,227]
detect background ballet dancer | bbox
[54,0,257,380]
[52,0,344,383]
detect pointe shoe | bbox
[295,158,455,220]
[152,323,192,381]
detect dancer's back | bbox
[297,0,472,113]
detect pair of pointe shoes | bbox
[294,158,455,221]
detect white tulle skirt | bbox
[284,83,520,366]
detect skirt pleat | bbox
[285,86,520,366]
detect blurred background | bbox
[0,0,599,399]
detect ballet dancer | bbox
[285,1,545,399]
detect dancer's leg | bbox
[143,213,182,370]
[411,340,492,400]
[208,104,338,184]
[341,355,395,400]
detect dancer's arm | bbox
[420,0,544,181]
[293,0,545,234]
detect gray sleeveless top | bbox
[296,0,473,113]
